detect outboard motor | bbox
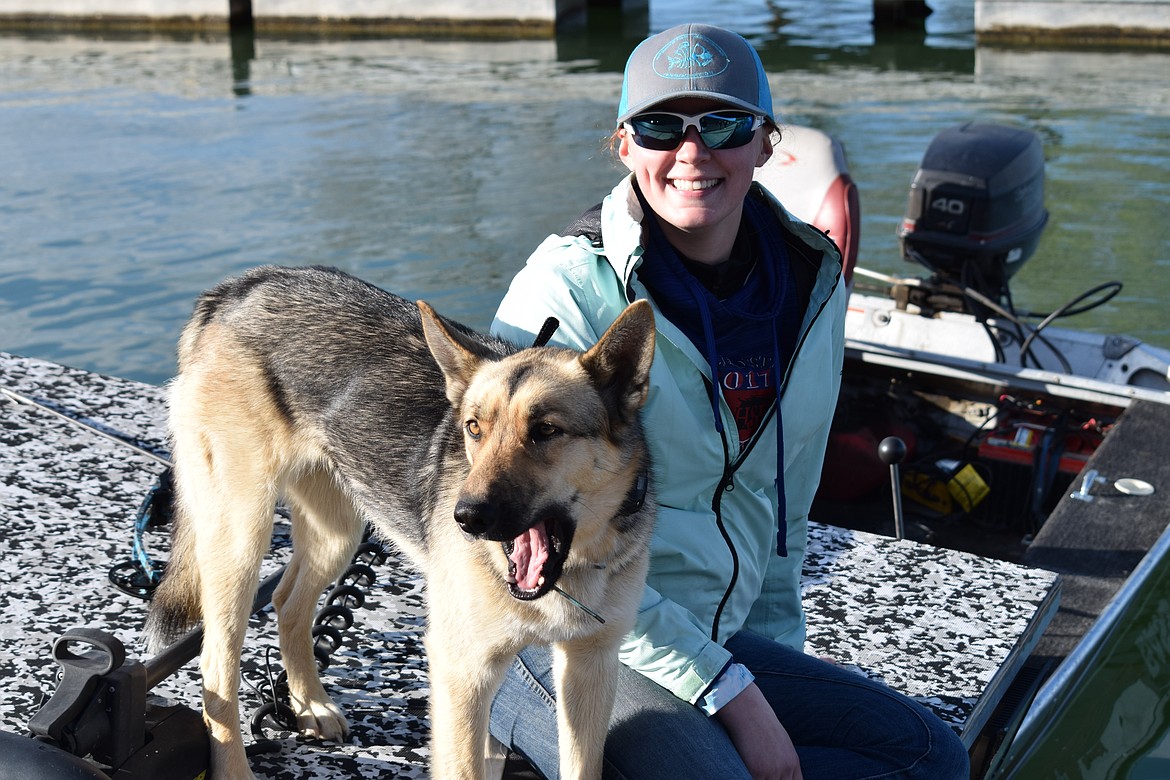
[898,122,1048,318]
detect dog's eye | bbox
[533,422,561,441]
[465,420,481,439]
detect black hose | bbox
[1018,281,1124,363]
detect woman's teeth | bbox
[671,178,718,191]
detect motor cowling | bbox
[899,122,1048,306]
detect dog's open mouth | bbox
[502,518,567,600]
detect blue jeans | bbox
[489,631,969,779]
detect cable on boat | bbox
[108,469,174,598]
[1016,281,1123,364]
[0,386,178,597]
[885,249,1127,375]
[1,387,172,466]
[241,534,391,755]
[1016,280,1123,321]
[900,248,1074,373]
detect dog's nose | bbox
[454,497,490,536]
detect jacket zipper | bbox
[710,422,738,642]
[707,266,841,643]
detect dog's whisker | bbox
[552,586,606,624]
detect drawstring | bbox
[690,283,724,436]
[771,320,788,556]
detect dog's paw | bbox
[295,699,350,742]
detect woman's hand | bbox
[714,682,803,780]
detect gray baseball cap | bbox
[616,24,774,126]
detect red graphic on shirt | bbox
[720,364,775,444]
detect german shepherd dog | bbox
[145,265,657,780]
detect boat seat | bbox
[754,124,860,286]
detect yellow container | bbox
[947,463,990,512]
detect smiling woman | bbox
[617,97,773,264]
[487,22,969,780]
[613,24,776,264]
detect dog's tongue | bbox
[509,521,550,592]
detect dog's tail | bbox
[143,499,202,652]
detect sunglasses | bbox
[624,110,766,152]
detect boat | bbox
[759,120,1170,778]
[1,121,1167,779]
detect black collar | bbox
[619,468,649,516]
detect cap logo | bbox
[653,33,730,80]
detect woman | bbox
[489,23,968,780]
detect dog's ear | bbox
[579,300,656,424]
[418,301,491,407]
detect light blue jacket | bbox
[492,174,845,706]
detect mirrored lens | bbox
[628,111,759,151]
[628,115,687,150]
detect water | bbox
[2,1,1169,386]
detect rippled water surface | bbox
[1,0,1168,387]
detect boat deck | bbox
[1025,398,1170,664]
[0,351,1061,778]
